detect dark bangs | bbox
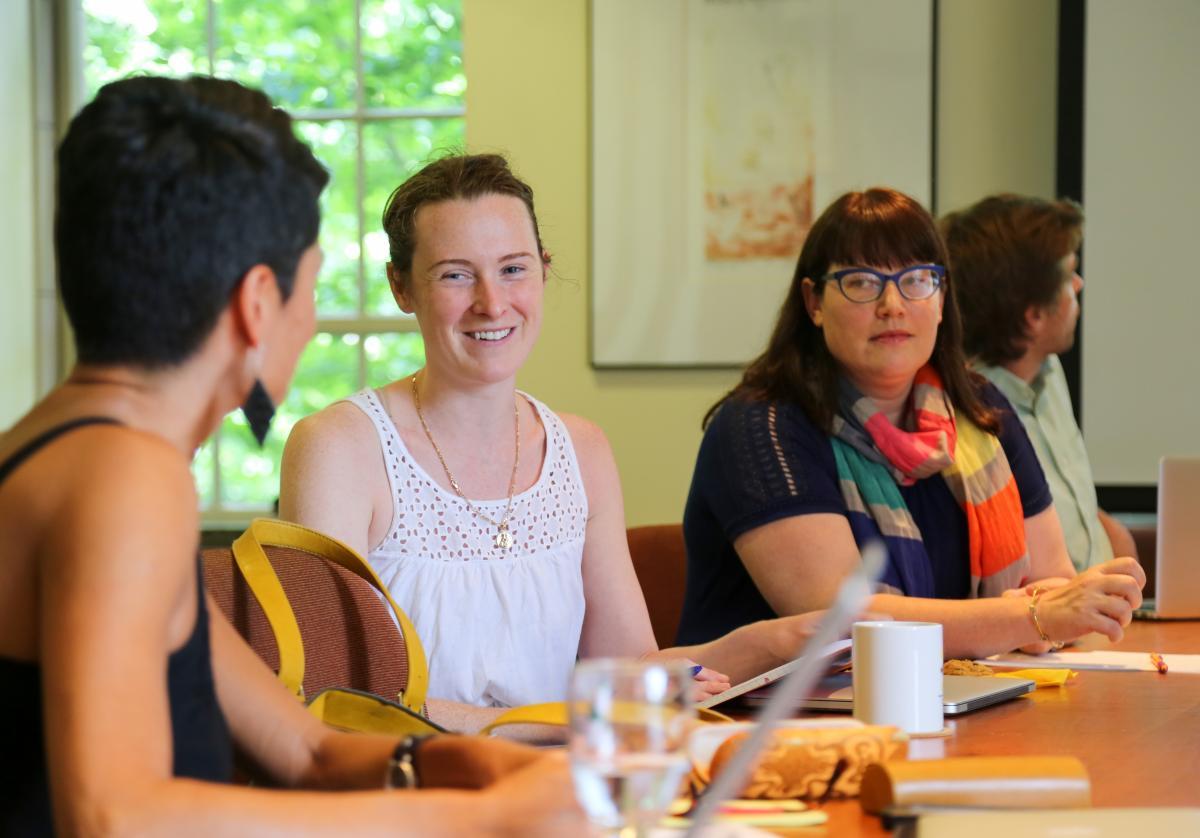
[798,188,946,280]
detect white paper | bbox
[981,650,1200,674]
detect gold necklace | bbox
[410,373,520,550]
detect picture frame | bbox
[590,0,936,367]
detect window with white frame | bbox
[81,0,463,524]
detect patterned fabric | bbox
[346,388,588,708]
[832,366,1030,597]
[709,725,907,800]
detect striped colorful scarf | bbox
[831,365,1029,598]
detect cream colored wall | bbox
[464,0,740,527]
[937,0,1058,211]
[1,1,38,428]
[465,0,1058,526]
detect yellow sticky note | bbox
[995,668,1075,688]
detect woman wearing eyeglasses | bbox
[675,188,1144,659]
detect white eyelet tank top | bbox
[345,388,588,708]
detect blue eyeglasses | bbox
[822,264,946,303]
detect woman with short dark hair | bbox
[0,76,583,836]
[676,188,1144,659]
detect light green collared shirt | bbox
[975,356,1112,572]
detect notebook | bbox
[1134,457,1200,620]
[790,673,1035,715]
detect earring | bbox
[241,378,276,447]
[240,348,275,447]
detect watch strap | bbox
[386,734,432,789]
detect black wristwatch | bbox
[386,734,432,790]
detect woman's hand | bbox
[1004,583,1064,652]
[482,751,589,837]
[1032,557,1145,648]
[686,660,731,700]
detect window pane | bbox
[213,0,356,110]
[216,410,284,509]
[362,117,465,315]
[79,1,459,521]
[365,332,426,389]
[83,0,208,96]
[297,120,359,316]
[192,437,216,509]
[217,332,360,509]
[361,0,464,109]
[283,331,363,421]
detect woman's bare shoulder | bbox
[555,412,613,461]
[19,423,194,498]
[42,427,199,587]
[70,425,196,513]
[285,398,380,463]
[279,398,391,549]
[1,424,197,647]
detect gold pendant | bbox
[494,525,514,550]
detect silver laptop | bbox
[1135,457,1200,620]
[795,672,1035,715]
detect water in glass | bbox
[569,660,693,836]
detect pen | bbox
[690,664,704,677]
[1150,653,1168,674]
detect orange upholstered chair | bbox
[202,543,412,701]
[626,524,689,649]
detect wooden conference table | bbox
[761,620,1200,836]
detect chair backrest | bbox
[203,544,410,701]
[626,523,688,649]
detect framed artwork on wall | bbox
[590,0,936,367]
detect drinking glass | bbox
[569,659,694,837]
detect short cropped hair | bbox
[55,75,328,367]
[941,194,1083,366]
[381,153,544,292]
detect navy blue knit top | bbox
[676,383,1052,645]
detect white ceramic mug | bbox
[851,621,944,734]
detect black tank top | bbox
[0,418,233,836]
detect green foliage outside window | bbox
[82,0,463,514]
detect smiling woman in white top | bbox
[279,154,822,733]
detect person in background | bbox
[280,153,828,732]
[941,194,1137,571]
[676,188,1144,660]
[0,76,582,836]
